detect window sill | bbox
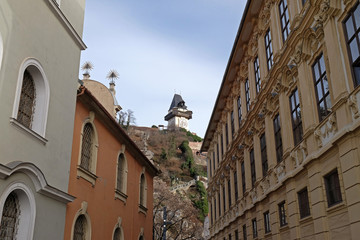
[264,231,272,236]
[327,201,345,213]
[115,189,128,203]
[299,215,312,224]
[279,224,289,231]
[77,165,97,186]
[10,118,48,145]
[138,204,148,215]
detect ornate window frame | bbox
[71,201,91,240]
[112,217,124,240]
[115,145,128,203]
[138,169,148,215]
[0,182,36,240]
[11,58,50,143]
[77,112,98,185]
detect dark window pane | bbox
[316,82,323,99]
[354,64,360,85]
[350,39,360,62]
[355,6,360,29]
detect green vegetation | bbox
[151,125,158,128]
[186,131,202,142]
[179,140,207,177]
[179,128,203,142]
[193,181,208,221]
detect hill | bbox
[127,126,208,239]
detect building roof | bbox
[77,86,160,176]
[201,0,262,152]
[169,94,187,111]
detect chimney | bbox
[83,73,90,80]
[109,82,116,96]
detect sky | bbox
[80,0,246,138]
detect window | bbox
[243,224,247,240]
[12,59,50,138]
[254,57,261,93]
[241,161,246,194]
[298,188,310,218]
[234,171,239,201]
[222,185,226,212]
[228,179,232,207]
[113,227,122,240]
[264,211,271,233]
[17,70,36,129]
[252,218,258,238]
[73,215,87,240]
[313,54,332,121]
[235,230,239,240]
[217,144,220,165]
[273,114,283,163]
[231,111,235,137]
[214,198,217,220]
[324,170,342,207]
[221,134,224,157]
[213,152,216,172]
[218,192,221,216]
[245,79,250,112]
[0,192,19,239]
[237,96,242,125]
[279,0,290,42]
[229,233,232,240]
[260,133,268,176]
[139,173,146,208]
[209,158,212,178]
[80,123,94,171]
[278,201,287,227]
[290,88,303,146]
[225,123,229,146]
[344,2,360,86]
[250,149,256,188]
[117,153,126,193]
[210,202,213,224]
[265,29,274,70]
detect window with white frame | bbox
[73,215,87,240]
[80,123,94,171]
[0,192,19,239]
[12,58,50,138]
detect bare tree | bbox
[153,178,203,240]
[118,109,136,130]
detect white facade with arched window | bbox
[0,182,36,240]
[11,58,50,138]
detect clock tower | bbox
[164,94,193,131]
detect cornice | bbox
[46,0,87,50]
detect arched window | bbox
[73,215,87,240]
[12,58,50,138]
[140,174,146,207]
[113,227,122,240]
[117,154,125,192]
[0,192,20,239]
[80,123,94,171]
[17,70,36,129]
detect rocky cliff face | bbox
[127,126,208,239]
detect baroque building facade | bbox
[0,0,85,239]
[64,80,159,240]
[201,0,360,239]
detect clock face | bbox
[179,118,188,128]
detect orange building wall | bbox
[64,100,154,239]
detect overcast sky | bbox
[80,0,246,138]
